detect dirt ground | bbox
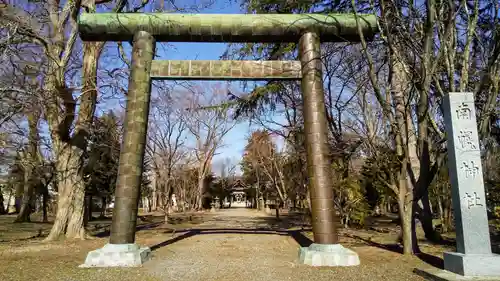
[0,209,460,281]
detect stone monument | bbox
[435,92,500,278]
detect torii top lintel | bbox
[78,13,377,43]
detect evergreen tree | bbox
[84,111,121,218]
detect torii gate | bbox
[78,13,377,268]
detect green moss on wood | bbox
[150,60,302,80]
[78,13,377,43]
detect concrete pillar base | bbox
[80,243,151,268]
[298,243,360,267]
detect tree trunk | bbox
[42,188,48,222]
[181,188,186,211]
[0,188,5,215]
[15,174,35,222]
[89,195,93,220]
[438,197,444,232]
[163,199,171,225]
[151,191,157,211]
[380,202,387,215]
[442,200,453,233]
[6,190,13,214]
[395,169,418,255]
[14,175,24,213]
[399,198,414,255]
[151,177,157,211]
[256,174,261,210]
[100,197,106,217]
[46,172,73,240]
[84,195,89,226]
[164,211,170,225]
[197,176,204,210]
[44,38,103,240]
[416,193,442,242]
[306,192,312,215]
[35,193,41,213]
[45,145,86,240]
[84,194,92,226]
[16,101,41,222]
[411,201,420,253]
[64,171,86,238]
[446,206,453,231]
[157,184,164,210]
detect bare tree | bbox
[147,88,188,223]
[256,136,287,205]
[0,0,143,239]
[14,108,41,222]
[0,0,87,239]
[184,82,237,210]
[211,157,237,207]
[352,0,499,254]
[171,153,198,211]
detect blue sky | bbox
[163,2,253,173]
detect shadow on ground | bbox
[251,213,448,271]
[93,221,164,238]
[343,233,444,269]
[147,212,446,272]
[149,227,313,251]
[92,213,208,238]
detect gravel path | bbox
[143,208,428,281]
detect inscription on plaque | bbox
[463,192,483,209]
[180,61,189,76]
[460,160,480,179]
[231,61,242,77]
[211,61,231,77]
[240,61,251,77]
[456,102,472,120]
[170,61,181,76]
[211,61,221,77]
[190,61,202,77]
[457,130,477,150]
[282,61,293,78]
[263,61,273,77]
[250,61,263,77]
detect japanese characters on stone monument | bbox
[442,92,500,277]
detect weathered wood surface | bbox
[78,13,377,43]
[150,60,302,80]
